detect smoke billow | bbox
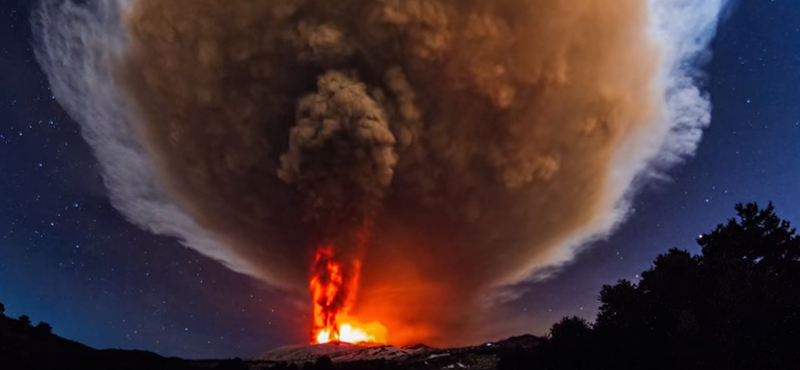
[33,0,728,346]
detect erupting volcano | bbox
[34,0,726,348]
[310,246,386,344]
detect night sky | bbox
[1,0,798,360]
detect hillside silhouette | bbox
[0,309,204,369]
[2,202,798,370]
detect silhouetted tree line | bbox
[0,301,53,334]
[499,202,800,370]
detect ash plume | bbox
[33,0,729,346]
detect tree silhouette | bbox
[596,279,641,333]
[699,202,799,264]
[695,202,800,369]
[18,315,31,326]
[544,316,596,370]
[537,202,800,370]
[0,299,4,315]
[35,322,53,334]
[549,316,591,341]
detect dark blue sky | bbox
[1,0,798,360]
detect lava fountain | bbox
[310,245,387,344]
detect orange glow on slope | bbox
[315,320,387,344]
[310,245,386,344]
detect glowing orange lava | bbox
[310,245,386,344]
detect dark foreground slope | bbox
[0,313,538,370]
[0,314,206,370]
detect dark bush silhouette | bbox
[549,316,592,343]
[35,322,53,335]
[315,356,334,370]
[18,315,31,326]
[0,299,5,315]
[214,358,248,370]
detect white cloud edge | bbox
[31,0,263,279]
[32,0,730,293]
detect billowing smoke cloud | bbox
[33,0,728,346]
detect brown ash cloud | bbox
[34,0,729,346]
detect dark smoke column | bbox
[278,71,396,342]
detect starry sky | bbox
[1,0,798,360]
